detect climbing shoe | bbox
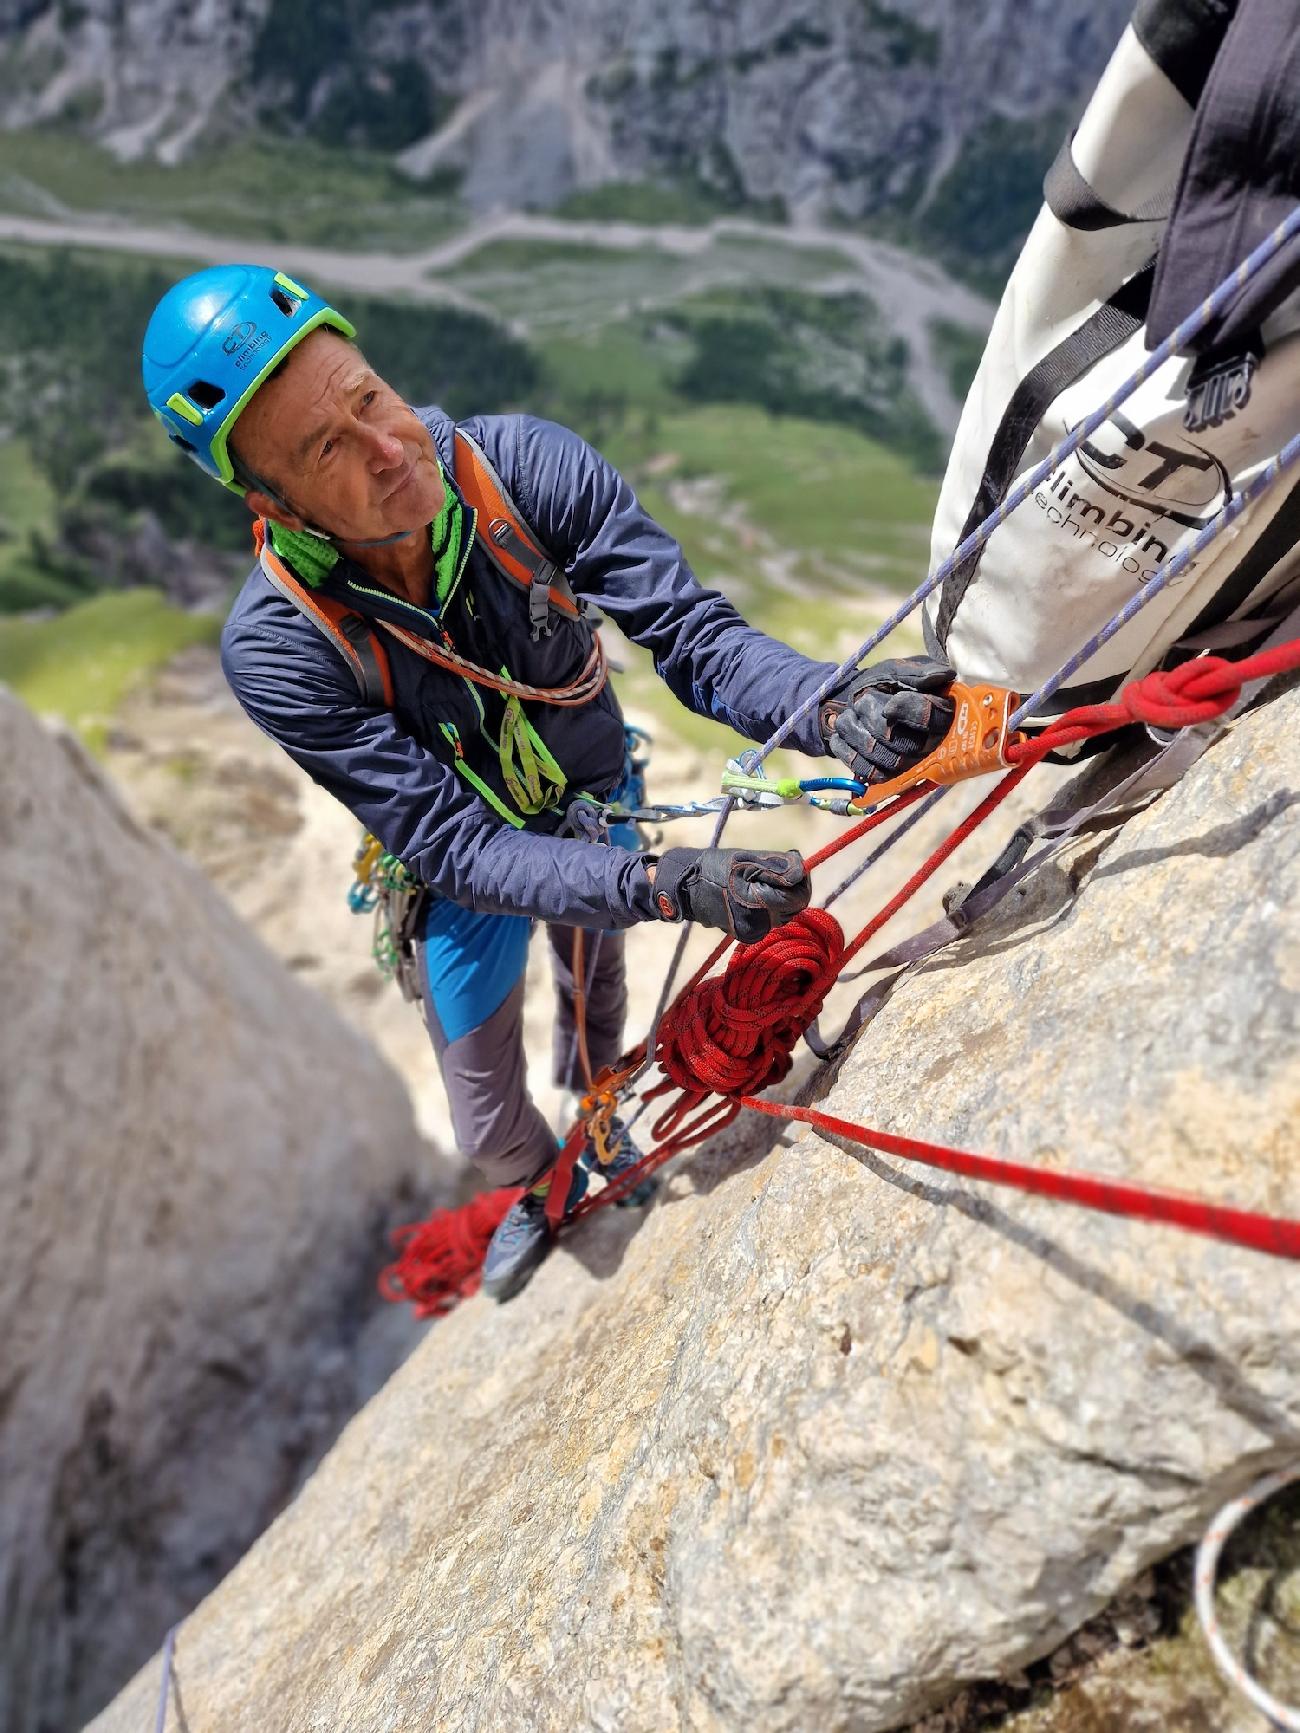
[481,1161,588,1304]
[583,1116,659,1208]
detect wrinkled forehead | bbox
[234,327,370,471]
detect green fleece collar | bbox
[268,454,471,609]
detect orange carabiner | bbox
[847,681,1024,813]
[579,1084,621,1167]
[577,1053,642,1167]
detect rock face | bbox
[90,674,1300,1732]
[0,691,431,1733]
[0,0,1130,221]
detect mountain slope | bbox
[0,0,1130,247]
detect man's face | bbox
[231,328,445,543]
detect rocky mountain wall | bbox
[0,690,433,1733]
[0,0,1132,221]
[88,673,1300,1732]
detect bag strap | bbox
[452,426,581,639]
[930,262,1157,655]
[254,520,394,708]
[1044,135,1171,231]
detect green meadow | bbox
[0,128,970,737]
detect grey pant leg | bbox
[547,924,628,1091]
[425,978,557,1190]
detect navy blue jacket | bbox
[220,408,836,928]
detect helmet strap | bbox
[333,527,418,548]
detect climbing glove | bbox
[650,847,811,945]
[820,655,957,785]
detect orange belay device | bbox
[847,681,1025,812]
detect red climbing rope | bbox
[654,906,844,1110]
[379,637,1300,1315]
[1007,639,1300,757]
[741,1100,1300,1261]
[379,1184,523,1317]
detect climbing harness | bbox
[1195,1464,1300,1731]
[381,206,1300,1322]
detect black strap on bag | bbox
[931,263,1156,653]
[1145,0,1300,355]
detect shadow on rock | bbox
[822,1130,1300,1451]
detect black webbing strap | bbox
[1132,0,1236,110]
[336,611,390,707]
[1044,138,1171,231]
[932,262,1156,653]
[1165,475,1300,660]
[456,426,578,641]
[484,513,562,640]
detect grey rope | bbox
[153,1623,179,1733]
[640,205,1300,1055]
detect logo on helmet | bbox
[221,320,271,371]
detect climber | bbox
[141,265,954,1301]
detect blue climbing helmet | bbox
[141,264,357,493]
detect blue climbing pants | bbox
[416,901,628,1189]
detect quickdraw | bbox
[348,831,425,1000]
[715,691,1024,821]
[562,692,1025,834]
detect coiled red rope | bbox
[653,907,843,1099]
[379,1185,522,1317]
[380,637,1300,1315]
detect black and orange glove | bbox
[819,655,957,784]
[650,847,810,945]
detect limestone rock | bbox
[939,1485,1300,1732]
[90,675,1300,1732]
[0,0,1130,223]
[0,691,429,1733]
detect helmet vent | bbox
[169,434,196,452]
[270,287,297,316]
[188,379,226,410]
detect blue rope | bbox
[153,1624,179,1733]
[645,204,1300,1026]
[746,203,1300,771]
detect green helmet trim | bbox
[207,303,358,495]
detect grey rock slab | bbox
[0,692,427,1733]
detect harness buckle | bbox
[527,561,557,641]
